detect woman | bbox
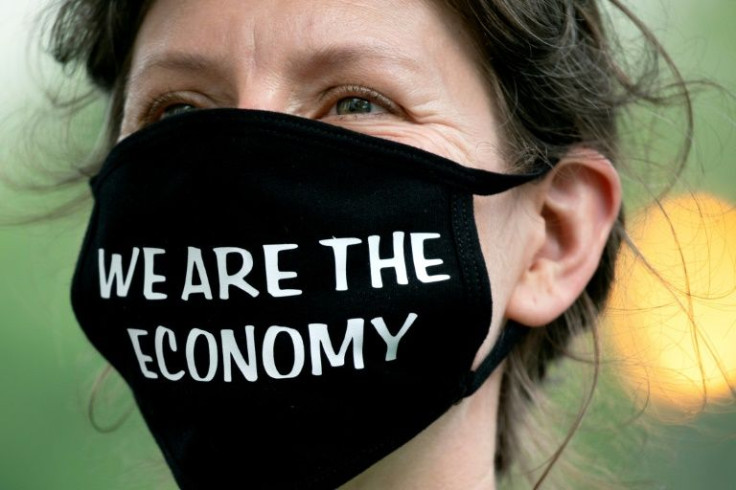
[45,0,679,488]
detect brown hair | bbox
[435,1,692,486]
[44,0,693,487]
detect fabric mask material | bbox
[71,109,548,489]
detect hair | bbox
[42,0,694,487]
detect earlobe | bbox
[506,149,622,327]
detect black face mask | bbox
[71,109,548,489]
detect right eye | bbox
[160,103,198,120]
[141,92,207,125]
[120,90,213,138]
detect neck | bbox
[340,369,503,490]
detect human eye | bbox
[335,97,381,115]
[322,85,402,119]
[140,91,209,126]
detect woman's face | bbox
[121,0,503,164]
[122,0,538,356]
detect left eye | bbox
[333,96,389,116]
[336,97,378,115]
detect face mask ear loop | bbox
[459,321,530,399]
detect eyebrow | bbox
[129,42,425,88]
[128,51,231,88]
[294,42,425,77]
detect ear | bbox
[506,149,622,327]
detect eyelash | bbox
[138,84,403,127]
[140,91,205,125]
[320,84,403,118]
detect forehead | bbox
[131,0,479,75]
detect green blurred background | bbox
[1,1,735,489]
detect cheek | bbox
[468,192,532,368]
[472,193,527,325]
[336,120,503,171]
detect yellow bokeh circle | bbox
[605,193,736,415]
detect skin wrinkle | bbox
[122,0,504,172]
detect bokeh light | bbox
[606,193,736,416]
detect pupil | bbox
[338,97,372,114]
[162,104,196,119]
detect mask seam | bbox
[450,193,492,375]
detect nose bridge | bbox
[222,1,301,115]
[231,16,294,115]
[234,74,292,114]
